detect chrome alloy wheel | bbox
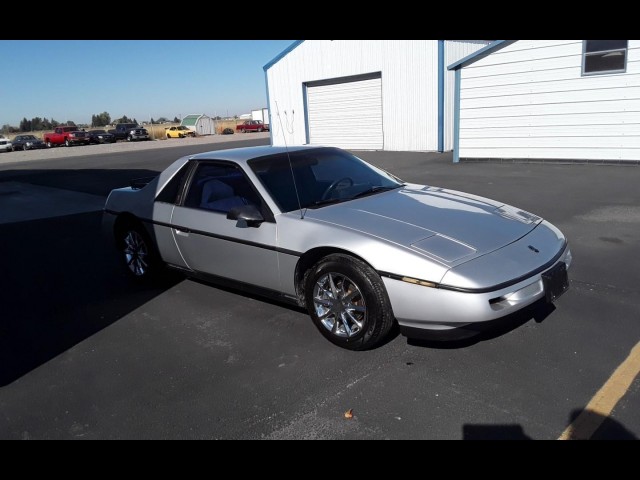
[313,273,367,338]
[123,230,149,276]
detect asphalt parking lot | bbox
[0,138,638,439]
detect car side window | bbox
[183,163,263,215]
[155,163,191,204]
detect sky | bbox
[0,40,294,127]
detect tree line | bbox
[1,112,183,134]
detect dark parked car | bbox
[11,134,47,151]
[127,128,151,141]
[87,129,116,144]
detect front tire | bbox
[65,139,71,147]
[304,254,395,350]
[127,135,133,142]
[46,141,53,148]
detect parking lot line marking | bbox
[558,341,640,440]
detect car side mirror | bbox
[227,204,264,228]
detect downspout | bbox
[437,40,444,153]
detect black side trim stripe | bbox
[379,241,568,294]
[138,217,302,257]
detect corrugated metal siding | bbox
[307,77,383,149]
[267,40,487,152]
[444,41,491,151]
[459,40,640,161]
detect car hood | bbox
[303,184,542,265]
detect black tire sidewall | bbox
[304,254,393,350]
[117,223,161,282]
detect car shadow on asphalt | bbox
[406,299,556,350]
[186,277,403,349]
[0,168,184,387]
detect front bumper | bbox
[384,246,572,336]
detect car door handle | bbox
[175,229,189,237]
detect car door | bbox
[170,160,280,291]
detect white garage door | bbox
[306,76,383,150]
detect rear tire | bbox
[116,220,163,282]
[46,141,52,148]
[304,254,395,350]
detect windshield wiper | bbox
[351,185,402,200]
[308,185,403,209]
[309,198,346,208]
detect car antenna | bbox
[275,101,304,220]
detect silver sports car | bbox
[103,145,571,350]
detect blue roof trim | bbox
[263,40,305,71]
[447,40,517,70]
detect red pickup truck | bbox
[236,120,269,133]
[43,126,91,147]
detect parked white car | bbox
[0,134,12,153]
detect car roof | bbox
[188,145,328,165]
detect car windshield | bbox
[249,147,403,213]
[22,135,37,140]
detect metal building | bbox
[264,40,489,152]
[181,114,215,136]
[449,40,640,162]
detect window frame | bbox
[581,40,628,76]
[178,159,275,222]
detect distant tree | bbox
[233,115,238,119]
[100,112,111,126]
[1,124,12,134]
[157,117,168,123]
[66,120,76,127]
[173,116,179,123]
[19,118,31,132]
[114,115,132,124]
[91,112,111,127]
[213,116,222,121]
[133,118,138,125]
[150,118,155,125]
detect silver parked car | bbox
[103,146,571,350]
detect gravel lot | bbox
[0,132,270,165]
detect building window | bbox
[582,40,628,75]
